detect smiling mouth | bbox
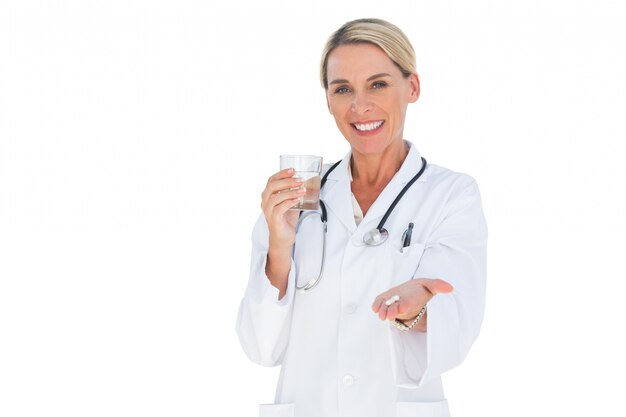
[352,120,385,132]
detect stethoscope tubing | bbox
[294,210,327,292]
[375,157,427,231]
[294,156,427,293]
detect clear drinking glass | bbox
[280,155,323,210]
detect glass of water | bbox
[279,155,323,210]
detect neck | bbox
[350,140,409,188]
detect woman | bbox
[236,18,487,417]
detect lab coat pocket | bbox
[259,403,294,417]
[396,400,450,417]
[388,241,426,285]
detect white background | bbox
[1,0,625,416]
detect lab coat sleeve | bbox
[235,215,297,367]
[388,175,488,388]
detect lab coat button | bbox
[344,303,357,314]
[342,375,355,386]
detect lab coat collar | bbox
[389,141,428,185]
[321,141,428,234]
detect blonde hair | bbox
[320,18,417,89]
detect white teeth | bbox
[354,120,383,131]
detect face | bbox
[325,43,420,157]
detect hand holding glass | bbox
[279,155,323,210]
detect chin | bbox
[346,135,398,156]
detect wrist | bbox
[397,314,418,324]
[267,246,292,270]
[265,245,292,297]
[268,236,294,255]
[394,306,427,332]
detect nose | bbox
[351,91,372,114]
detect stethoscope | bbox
[294,156,427,292]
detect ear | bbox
[325,93,332,114]
[407,73,420,103]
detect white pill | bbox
[385,295,400,306]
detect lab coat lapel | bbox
[356,143,428,230]
[320,143,428,234]
[320,153,357,233]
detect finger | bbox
[266,177,305,195]
[262,168,299,200]
[395,299,409,315]
[371,294,388,313]
[378,296,399,320]
[262,179,305,204]
[268,168,296,182]
[378,304,388,321]
[386,302,400,321]
[272,197,302,217]
[264,194,302,222]
[265,187,306,213]
[420,278,454,296]
[263,182,306,207]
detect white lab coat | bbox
[236,143,487,417]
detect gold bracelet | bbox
[394,306,427,332]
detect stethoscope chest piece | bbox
[363,228,388,246]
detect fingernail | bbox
[294,178,304,183]
[297,187,306,194]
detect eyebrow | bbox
[328,72,392,85]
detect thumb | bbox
[421,278,454,295]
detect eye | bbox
[334,86,351,95]
[371,81,388,89]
